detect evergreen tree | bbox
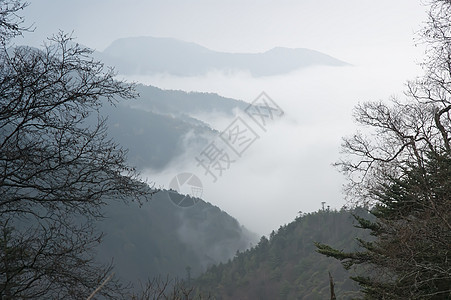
[316,1,451,298]
[316,153,450,298]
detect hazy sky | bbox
[21,1,425,63]
[18,1,431,234]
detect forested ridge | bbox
[96,190,258,285]
[194,209,368,299]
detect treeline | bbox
[194,209,367,299]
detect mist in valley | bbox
[134,57,422,235]
[5,1,442,297]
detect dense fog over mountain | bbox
[135,62,421,235]
[5,1,446,298]
[15,0,426,235]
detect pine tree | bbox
[316,1,451,298]
[316,153,451,299]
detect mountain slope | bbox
[96,190,258,286]
[194,209,371,299]
[100,84,248,170]
[99,36,349,77]
[133,84,249,116]
[101,102,214,171]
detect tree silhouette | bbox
[0,1,149,298]
[316,1,451,298]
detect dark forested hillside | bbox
[99,84,248,170]
[96,190,258,287]
[134,84,249,116]
[101,103,214,170]
[194,209,371,299]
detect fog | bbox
[138,58,422,235]
[19,0,427,235]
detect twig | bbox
[87,273,114,300]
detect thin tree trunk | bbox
[329,272,336,300]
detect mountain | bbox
[94,87,260,288]
[101,102,214,171]
[133,84,249,116]
[99,36,348,77]
[101,84,248,170]
[96,189,259,286]
[193,209,372,299]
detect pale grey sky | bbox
[21,1,425,64]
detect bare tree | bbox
[317,0,450,298]
[0,1,150,298]
[337,0,451,215]
[132,276,211,300]
[0,0,30,45]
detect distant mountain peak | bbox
[100,36,349,77]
